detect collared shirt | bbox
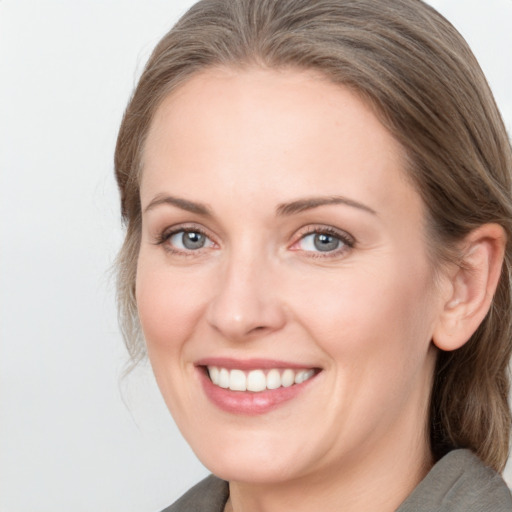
[162,450,512,512]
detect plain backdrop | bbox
[1,1,511,511]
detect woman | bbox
[114,0,512,510]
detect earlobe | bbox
[432,224,506,352]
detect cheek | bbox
[135,258,208,357]
[290,259,437,369]
[295,262,438,436]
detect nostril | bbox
[247,325,269,336]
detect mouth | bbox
[206,366,317,392]
[196,359,322,415]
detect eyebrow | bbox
[276,196,377,216]
[143,194,212,216]
[143,194,376,217]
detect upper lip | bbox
[195,357,319,371]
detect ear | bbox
[432,223,506,352]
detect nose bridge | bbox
[206,240,285,340]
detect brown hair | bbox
[114,0,512,471]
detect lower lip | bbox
[198,367,318,415]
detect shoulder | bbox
[397,449,512,511]
[160,475,229,512]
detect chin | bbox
[182,422,315,484]
[200,451,305,484]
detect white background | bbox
[1,1,511,511]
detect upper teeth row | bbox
[207,366,315,392]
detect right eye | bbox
[167,230,215,251]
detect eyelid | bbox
[290,225,355,256]
[152,222,355,258]
[153,223,218,253]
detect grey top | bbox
[162,449,512,511]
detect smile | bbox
[207,366,316,392]
[197,359,322,414]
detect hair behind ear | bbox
[430,224,510,470]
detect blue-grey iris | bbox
[314,233,340,252]
[182,232,206,250]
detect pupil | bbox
[183,232,205,250]
[314,233,339,252]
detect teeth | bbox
[281,369,295,387]
[230,369,247,391]
[266,369,281,390]
[295,369,315,384]
[247,370,266,392]
[295,371,305,384]
[206,366,316,392]
[218,368,229,389]
[209,366,219,385]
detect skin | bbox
[136,67,469,511]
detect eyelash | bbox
[154,225,215,256]
[291,225,355,258]
[154,224,355,258]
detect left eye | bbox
[297,232,345,253]
[168,230,214,251]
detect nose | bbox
[206,251,287,341]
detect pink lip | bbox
[195,360,320,416]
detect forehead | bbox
[141,66,419,223]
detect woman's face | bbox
[137,67,444,484]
